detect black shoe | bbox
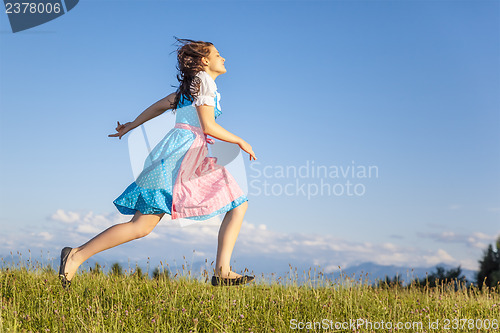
[59,247,73,290]
[211,274,255,287]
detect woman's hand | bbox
[108,121,135,140]
[238,140,257,161]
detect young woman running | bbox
[58,37,257,288]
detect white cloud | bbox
[418,230,500,249]
[0,234,15,247]
[145,231,161,239]
[38,231,53,241]
[76,224,102,234]
[471,232,492,240]
[382,242,397,250]
[422,249,455,266]
[50,209,80,223]
[442,231,456,239]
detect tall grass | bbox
[1,253,499,333]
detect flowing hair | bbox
[170,37,214,113]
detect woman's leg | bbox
[214,200,248,279]
[62,211,165,281]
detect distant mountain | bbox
[325,261,478,287]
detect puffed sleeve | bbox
[191,71,217,107]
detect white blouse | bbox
[190,71,221,111]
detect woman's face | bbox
[203,45,226,75]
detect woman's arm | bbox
[197,104,257,160]
[109,92,177,139]
[130,92,177,129]
[197,104,242,144]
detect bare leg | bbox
[214,200,248,279]
[62,211,165,281]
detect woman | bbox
[59,37,257,289]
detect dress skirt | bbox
[112,101,248,221]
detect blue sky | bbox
[0,0,498,279]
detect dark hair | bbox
[170,37,214,112]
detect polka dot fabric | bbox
[113,71,248,221]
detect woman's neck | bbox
[203,68,220,81]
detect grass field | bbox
[1,256,499,333]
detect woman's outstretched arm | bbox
[109,92,177,139]
[197,104,257,161]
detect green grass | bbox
[1,259,499,333]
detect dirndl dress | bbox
[113,70,248,221]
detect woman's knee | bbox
[132,214,163,238]
[134,224,154,239]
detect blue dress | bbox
[113,71,248,221]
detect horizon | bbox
[0,247,481,289]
